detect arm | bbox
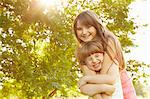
[93,94,103,99]
[79,77,112,99]
[101,94,111,99]
[93,94,104,99]
[82,61,119,85]
[79,72,116,86]
[93,93,111,99]
[93,94,111,99]
[78,65,96,88]
[79,65,115,98]
[79,65,103,99]
[78,65,99,88]
[80,83,115,96]
[78,64,116,87]
[78,63,119,98]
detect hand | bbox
[104,85,115,95]
[93,94,103,99]
[78,76,88,88]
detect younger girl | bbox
[76,41,123,99]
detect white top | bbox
[111,71,124,99]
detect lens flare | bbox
[40,0,57,7]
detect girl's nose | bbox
[92,58,97,63]
[82,28,87,35]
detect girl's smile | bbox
[76,20,97,42]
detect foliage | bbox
[1,0,78,98]
[0,0,149,98]
[126,60,150,96]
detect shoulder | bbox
[107,61,120,77]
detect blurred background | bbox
[0,0,150,98]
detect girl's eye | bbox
[77,27,82,30]
[87,25,91,28]
[95,55,99,58]
[87,57,92,61]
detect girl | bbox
[73,10,137,99]
[76,41,123,99]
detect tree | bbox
[0,0,149,98]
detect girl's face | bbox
[85,52,104,71]
[76,20,97,42]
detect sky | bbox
[128,0,150,88]
[127,0,150,64]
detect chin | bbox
[84,39,91,42]
[84,38,93,42]
[95,68,101,72]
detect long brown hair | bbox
[74,10,125,69]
